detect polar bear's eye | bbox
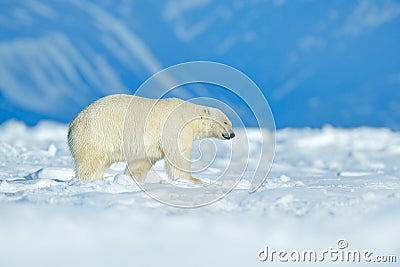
[223,121,228,125]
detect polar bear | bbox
[68,94,235,184]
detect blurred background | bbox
[0,0,399,129]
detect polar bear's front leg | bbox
[164,140,202,184]
[164,159,202,184]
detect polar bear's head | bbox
[196,107,235,140]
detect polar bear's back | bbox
[68,95,154,163]
[69,94,131,138]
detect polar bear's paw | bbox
[188,176,203,184]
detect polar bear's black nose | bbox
[222,132,231,139]
[222,131,235,140]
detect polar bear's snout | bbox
[222,129,235,140]
[211,109,235,140]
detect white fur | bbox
[68,94,234,183]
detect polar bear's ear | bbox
[203,108,210,115]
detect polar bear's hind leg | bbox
[75,155,110,181]
[125,160,154,182]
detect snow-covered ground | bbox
[1,120,399,266]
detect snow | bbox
[1,120,399,266]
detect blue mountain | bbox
[1,0,399,129]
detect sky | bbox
[0,0,399,129]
